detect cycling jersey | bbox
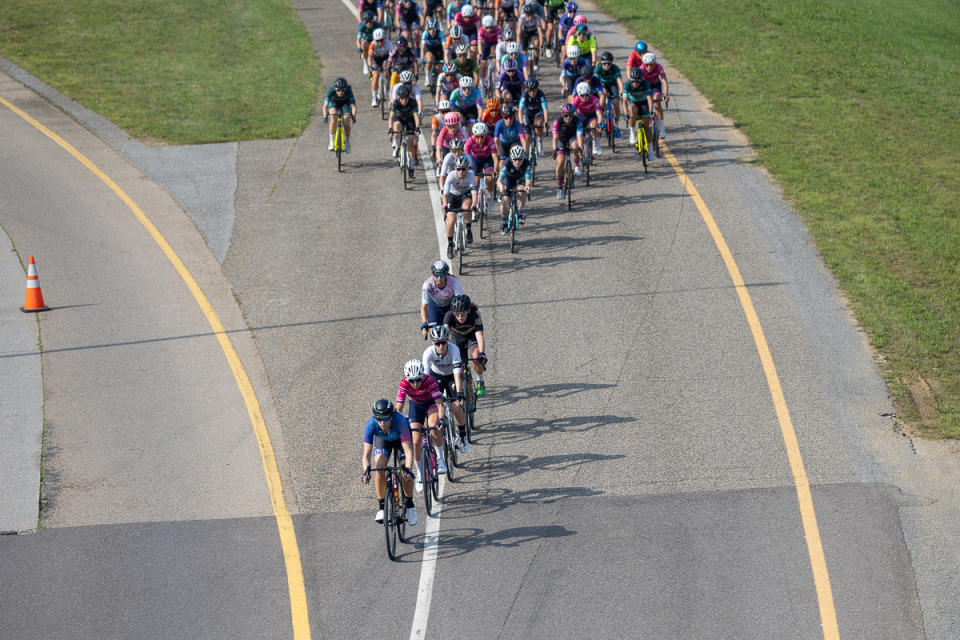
[445,33,471,52]
[561,57,587,80]
[594,63,622,87]
[391,98,419,122]
[499,158,532,184]
[443,169,477,196]
[571,94,600,117]
[387,47,418,71]
[566,33,596,57]
[480,107,502,128]
[396,2,421,25]
[520,1,545,19]
[465,134,496,159]
[396,375,443,406]
[498,69,526,98]
[437,75,458,97]
[477,25,502,45]
[518,14,540,33]
[357,22,384,42]
[641,62,666,87]
[627,50,644,70]
[454,57,479,78]
[436,124,468,150]
[500,52,529,72]
[622,79,652,104]
[421,29,445,49]
[421,274,463,307]
[519,89,548,114]
[363,413,412,445]
[455,12,482,35]
[443,307,484,346]
[558,12,576,34]
[359,0,381,15]
[439,151,465,176]
[369,39,395,64]
[391,82,423,102]
[564,25,596,41]
[494,118,525,145]
[552,116,579,142]
[573,75,604,98]
[446,0,468,20]
[450,88,483,111]
[324,86,357,110]
[423,343,463,378]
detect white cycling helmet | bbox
[373,28,386,40]
[459,75,474,88]
[566,44,581,58]
[437,99,451,111]
[450,25,463,38]
[430,325,450,342]
[576,81,590,96]
[456,43,470,56]
[461,4,475,17]
[482,14,495,28]
[472,122,489,136]
[399,70,414,83]
[506,41,520,55]
[404,359,424,380]
[509,145,526,160]
[642,52,656,64]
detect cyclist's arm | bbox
[362,441,373,474]
[474,328,485,354]
[401,439,415,472]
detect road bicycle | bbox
[377,71,389,120]
[476,173,492,239]
[635,118,651,174]
[410,426,441,516]
[501,187,522,253]
[527,127,541,186]
[445,203,468,275]
[581,128,593,186]
[423,57,442,94]
[366,458,411,561]
[601,95,617,153]
[562,150,575,210]
[326,108,349,173]
[391,127,418,188]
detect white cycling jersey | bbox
[442,170,477,196]
[391,81,424,102]
[423,342,463,378]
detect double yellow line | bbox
[660,141,840,639]
[0,96,312,639]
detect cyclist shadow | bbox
[428,523,578,558]
[477,382,616,409]
[468,414,633,446]
[465,253,602,275]
[451,451,627,486]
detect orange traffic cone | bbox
[20,256,50,312]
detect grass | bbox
[594,0,960,437]
[0,0,319,144]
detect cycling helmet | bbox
[629,67,643,81]
[456,43,470,56]
[566,1,578,12]
[461,4,475,17]
[372,398,395,418]
[482,14,495,28]
[472,122,489,136]
[333,77,348,90]
[506,42,521,55]
[397,36,408,48]
[486,97,501,111]
[573,14,587,25]
[523,3,536,14]
[459,75,474,88]
[449,137,466,151]
[450,25,463,38]
[642,52,656,64]
[635,40,648,53]
[399,70,414,83]
[525,78,539,89]
[576,82,590,96]
[430,325,450,342]
[561,103,576,116]
[403,359,424,381]
[373,28,386,40]
[509,145,526,160]
[443,62,457,74]
[444,112,460,125]
[397,84,412,98]
[450,294,471,313]
[581,64,594,76]
[362,10,376,21]
[566,44,581,58]
[503,27,515,40]
[437,99,451,111]
[503,58,518,71]
[454,154,470,168]
[432,260,449,276]
[576,23,587,34]
[501,104,516,117]
[600,51,614,63]
[427,18,440,30]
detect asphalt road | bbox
[0,0,955,637]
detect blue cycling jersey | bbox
[363,413,413,444]
[494,118,524,144]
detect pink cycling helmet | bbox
[573,15,587,25]
[444,112,460,126]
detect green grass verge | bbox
[0,0,319,144]
[594,0,960,437]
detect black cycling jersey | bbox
[443,307,483,344]
[391,98,419,121]
[554,117,578,140]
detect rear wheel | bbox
[443,440,455,481]
[429,448,440,499]
[421,448,433,516]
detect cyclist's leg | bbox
[462,194,474,224]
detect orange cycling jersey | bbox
[480,108,501,128]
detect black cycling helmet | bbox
[397,84,411,98]
[432,260,449,277]
[600,51,614,63]
[523,3,536,14]
[373,398,395,418]
[629,67,643,81]
[525,78,539,89]
[334,77,348,90]
[502,104,516,117]
[581,65,594,77]
[454,154,471,169]
[450,294,471,313]
[362,10,376,21]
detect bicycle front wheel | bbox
[385,481,398,560]
[509,202,517,253]
[421,447,433,516]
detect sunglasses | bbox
[407,377,423,384]
[433,273,447,278]
[375,415,391,422]
[434,341,448,346]
[456,167,468,172]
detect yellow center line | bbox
[660,141,839,639]
[0,95,311,639]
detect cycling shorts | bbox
[371,55,389,70]
[424,44,444,59]
[407,398,438,424]
[648,81,663,97]
[433,373,457,398]
[520,30,539,50]
[426,299,450,326]
[446,192,471,211]
[502,174,526,191]
[372,435,405,461]
[603,82,620,100]
[454,104,479,122]
[394,115,418,133]
[627,99,651,117]
[451,333,478,353]
[471,154,495,174]
[555,134,577,154]
[398,17,421,31]
[546,4,562,21]
[480,40,496,60]
[522,107,544,128]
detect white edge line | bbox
[337,2,449,636]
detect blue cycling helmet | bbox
[635,40,648,53]
[566,1,578,12]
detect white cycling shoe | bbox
[375,509,385,523]
[437,457,448,474]
[457,435,469,453]
[406,506,419,526]
[415,475,424,493]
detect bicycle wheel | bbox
[457,222,465,276]
[401,144,408,189]
[566,167,573,210]
[509,200,517,253]
[420,447,433,516]
[443,438,455,481]
[336,124,343,173]
[584,144,591,186]
[384,477,398,560]
[429,446,440,500]
[445,415,459,468]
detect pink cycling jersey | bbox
[437,125,468,150]
[465,134,496,159]
[478,26,502,45]
[642,63,666,86]
[571,94,601,117]
[455,12,482,32]
[396,374,442,406]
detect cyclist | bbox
[500,41,530,78]
[357,11,383,75]
[441,155,478,255]
[397,0,423,41]
[368,29,395,107]
[621,66,654,148]
[391,70,424,116]
[565,21,596,67]
[435,111,468,166]
[557,1,578,47]
[494,103,525,158]
[626,39,648,72]
[438,136,468,187]
[516,3,543,71]
[436,62,460,102]
[386,36,420,94]
[480,96,503,129]
[560,44,587,96]
[465,122,500,207]
[541,0,565,57]
[477,15,503,88]
[595,51,624,137]
[454,3,482,55]
[395,360,447,492]
[423,325,469,453]
[497,0,519,29]
[443,294,488,396]
[573,63,604,101]
[444,24,470,62]
[552,102,581,197]
[359,0,382,24]
[519,77,548,154]
[497,57,526,102]
[420,18,446,81]
[361,398,418,526]
[421,260,463,331]
[423,0,444,22]
[450,75,483,126]
[571,81,602,156]
[640,52,669,139]
[389,85,422,176]
[430,99,452,158]
[323,78,358,154]
[453,44,481,88]
[497,145,532,232]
